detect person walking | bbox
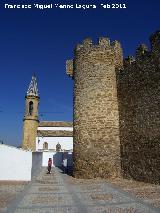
[47,158,52,174]
[63,158,67,174]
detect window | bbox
[29,101,33,115]
[43,142,48,150]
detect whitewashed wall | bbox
[42,152,73,167]
[36,137,73,151]
[0,144,32,181]
[42,152,56,166]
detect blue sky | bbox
[0,0,160,146]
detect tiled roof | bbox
[39,121,73,127]
[37,130,73,137]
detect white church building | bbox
[0,75,73,181]
[22,75,73,167]
[36,121,73,152]
[36,121,73,166]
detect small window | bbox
[56,142,61,152]
[29,101,33,115]
[43,142,48,150]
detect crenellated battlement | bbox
[67,31,160,78]
[124,56,135,67]
[82,38,93,46]
[66,59,73,78]
[136,44,148,58]
[74,37,122,53]
[123,44,149,69]
[98,37,110,46]
[150,31,160,49]
[67,37,123,78]
[123,33,160,72]
[124,31,160,69]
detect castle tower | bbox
[66,37,123,179]
[22,75,40,151]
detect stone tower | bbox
[22,75,39,151]
[66,37,123,179]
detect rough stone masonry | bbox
[66,31,160,184]
[66,37,123,179]
[117,31,160,184]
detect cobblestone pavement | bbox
[6,167,160,213]
[109,178,160,209]
[0,181,28,213]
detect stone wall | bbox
[117,31,160,184]
[67,37,123,179]
[22,95,39,151]
[67,31,160,184]
[22,119,39,151]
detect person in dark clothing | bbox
[47,158,52,174]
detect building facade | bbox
[36,121,73,152]
[22,75,73,153]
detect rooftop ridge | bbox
[39,121,73,127]
[39,120,73,123]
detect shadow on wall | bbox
[31,152,43,178]
[53,152,73,176]
[117,33,160,184]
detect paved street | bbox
[6,167,160,213]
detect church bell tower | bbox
[22,74,39,151]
